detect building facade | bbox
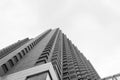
[0,28,100,80]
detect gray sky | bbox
[0,0,120,78]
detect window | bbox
[63,67,68,71]
[32,43,34,47]
[69,70,75,75]
[8,59,14,67]
[63,63,67,67]
[38,55,48,60]
[27,46,31,51]
[18,52,22,59]
[36,59,46,64]
[2,64,8,73]
[30,44,32,48]
[13,56,19,63]
[25,48,28,53]
[63,72,68,76]
[22,50,25,55]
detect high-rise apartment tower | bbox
[0,28,100,80]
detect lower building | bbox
[102,73,120,80]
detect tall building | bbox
[0,28,100,80]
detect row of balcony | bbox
[35,29,59,65]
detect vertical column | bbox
[51,30,62,80]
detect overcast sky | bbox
[0,0,120,78]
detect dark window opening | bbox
[36,59,46,64]
[22,50,25,55]
[63,72,68,76]
[2,64,8,73]
[70,74,77,79]
[8,59,14,67]
[25,48,28,53]
[18,52,22,59]
[27,46,30,51]
[13,56,19,63]
[38,55,48,60]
